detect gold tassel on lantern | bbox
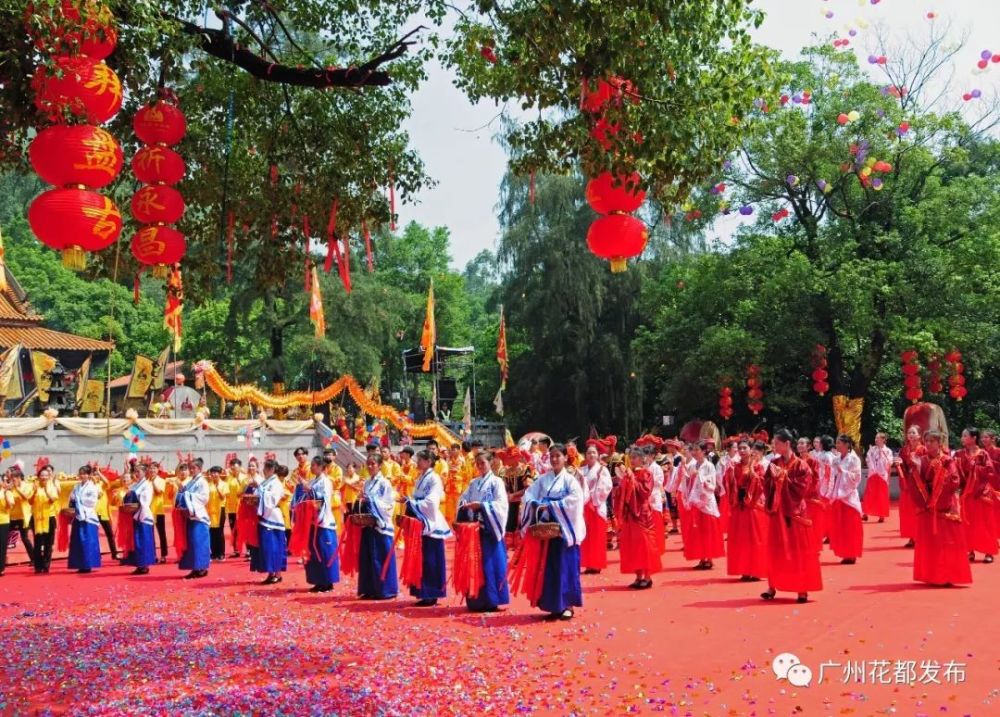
[61,245,87,271]
[832,394,864,449]
[609,257,627,273]
[152,263,169,279]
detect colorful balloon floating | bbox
[26,0,123,270]
[739,204,754,216]
[772,208,790,222]
[900,350,923,404]
[746,364,765,415]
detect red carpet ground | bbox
[1,508,998,716]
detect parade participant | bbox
[175,462,210,579]
[206,466,229,561]
[981,430,1000,539]
[532,437,553,476]
[357,453,397,600]
[225,457,246,557]
[517,443,585,620]
[717,439,741,534]
[122,464,156,575]
[400,449,451,606]
[613,448,661,589]
[238,457,263,567]
[897,425,923,547]
[30,463,59,573]
[92,466,120,561]
[814,436,836,543]
[442,443,467,525]
[0,474,15,576]
[796,437,825,552]
[905,431,972,586]
[283,451,307,548]
[303,456,340,593]
[342,462,363,512]
[396,447,418,504]
[579,445,613,574]
[863,433,893,522]
[7,466,35,565]
[663,440,684,534]
[502,449,533,549]
[257,460,289,584]
[725,440,768,581]
[828,435,864,565]
[761,429,822,603]
[320,449,345,534]
[954,427,998,563]
[150,461,170,563]
[682,441,725,570]
[645,446,667,554]
[68,466,102,574]
[456,451,510,612]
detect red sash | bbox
[56,513,72,553]
[236,502,259,551]
[172,510,188,557]
[452,523,485,598]
[116,510,135,553]
[398,516,425,588]
[508,533,549,606]
[339,520,362,575]
[288,501,318,557]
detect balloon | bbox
[739,205,753,216]
[786,174,799,186]
[847,110,860,122]
[867,55,878,64]
[816,179,827,191]
[849,29,858,37]
[972,89,982,98]
[877,56,887,65]
[977,60,988,70]
[993,54,1000,64]
[837,113,849,125]
[963,93,972,101]
[872,178,883,190]
[981,50,992,60]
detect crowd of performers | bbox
[2,425,997,616]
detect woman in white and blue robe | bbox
[305,456,340,592]
[68,466,102,573]
[257,460,289,584]
[458,451,510,612]
[405,449,452,606]
[123,466,156,574]
[519,443,586,620]
[358,454,397,600]
[176,463,211,578]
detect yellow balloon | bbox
[847,110,861,122]
[861,167,872,177]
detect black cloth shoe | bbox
[415,598,438,607]
[840,558,856,565]
[131,568,149,575]
[309,585,324,593]
[796,594,809,603]
[985,555,994,564]
[558,608,574,620]
[760,590,776,601]
[184,571,199,579]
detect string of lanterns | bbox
[746,364,765,415]
[130,92,187,278]
[810,344,830,396]
[27,0,123,271]
[718,384,734,420]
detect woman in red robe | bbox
[761,429,823,604]
[954,427,998,563]
[613,449,662,589]
[905,431,972,586]
[796,438,825,552]
[897,426,923,548]
[980,429,1000,541]
[725,440,768,581]
[681,442,725,570]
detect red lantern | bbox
[32,55,122,123]
[133,101,187,146]
[905,387,923,402]
[950,386,968,401]
[903,374,921,389]
[130,185,185,225]
[28,124,122,188]
[25,0,117,59]
[813,381,830,395]
[131,145,186,185]
[590,118,621,150]
[719,385,734,420]
[131,225,186,276]
[901,351,922,404]
[901,362,920,376]
[585,171,646,214]
[79,25,117,60]
[811,368,828,382]
[587,214,648,272]
[28,187,122,269]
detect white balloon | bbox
[787,664,814,688]
[771,653,801,680]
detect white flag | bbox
[493,387,504,416]
[463,386,473,434]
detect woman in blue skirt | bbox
[357,454,398,600]
[403,449,451,606]
[68,466,102,573]
[458,450,510,612]
[304,455,340,592]
[122,463,156,575]
[257,459,289,585]
[176,462,211,579]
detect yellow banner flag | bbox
[419,280,435,372]
[309,265,326,338]
[31,350,57,403]
[127,354,155,399]
[81,379,104,413]
[151,347,170,391]
[0,343,23,400]
[75,354,92,405]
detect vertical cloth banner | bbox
[164,265,184,352]
[462,386,472,435]
[81,379,104,413]
[497,304,509,389]
[30,350,57,403]
[127,355,155,399]
[420,279,435,372]
[0,343,23,400]
[309,265,326,338]
[152,347,170,392]
[75,354,91,405]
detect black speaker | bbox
[410,395,427,422]
[438,378,457,411]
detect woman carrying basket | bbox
[456,450,510,613]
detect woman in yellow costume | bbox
[225,456,246,557]
[30,460,60,573]
[93,465,120,560]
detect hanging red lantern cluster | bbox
[901,350,922,403]
[927,355,943,394]
[26,0,123,271]
[718,385,734,420]
[130,93,187,278]
[810,344,830,396]
[945,349,968,401]
[581,76,648,272]
[746,364,765,415]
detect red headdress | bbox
[585,434,619,456]
[34,456,51,475]
[633,434,664,450]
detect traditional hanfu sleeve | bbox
[479,475,510,542]
[366,476,396,535]
[591,466,613,510]
[546,473,586,546]
[408,472,444,526]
